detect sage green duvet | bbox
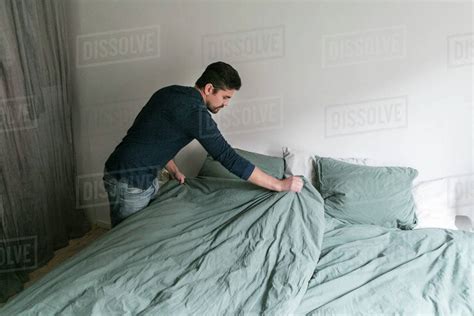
[1,177,473,315]
[296,216,473,315]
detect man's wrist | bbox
[274,179,284,192]
[165,161,177,174]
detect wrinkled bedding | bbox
[1,177,325,315]
[295,216,474,315]
[1,177,473,315]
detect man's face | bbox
[205,88,236,114]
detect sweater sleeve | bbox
[181,107,255,180]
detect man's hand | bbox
[165,159,185,184]
[171,170,186,184]
[248,167,303,193]
[279,176,303,193]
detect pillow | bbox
[314,156,418,229]
[282,147,372,182]
[282,147,314,181]
[198,148,285,180]
[412,178,457,230]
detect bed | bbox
[1,152,473,315]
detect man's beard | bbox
[209,105,223,114]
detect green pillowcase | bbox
[198,148,285,180]
[314,156,418,229]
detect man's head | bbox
[195,61,241,114]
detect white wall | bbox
[66,0,473,227]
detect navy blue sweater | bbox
[104,85,255,189]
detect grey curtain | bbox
[0,0,90,302]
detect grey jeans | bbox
[103,171,159,228]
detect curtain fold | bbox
[0,0,90,303]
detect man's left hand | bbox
[172,171,186,184]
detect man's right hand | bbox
[279,176,303,193]
[248,167,304,193]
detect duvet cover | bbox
[1,177,472,315]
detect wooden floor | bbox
[4,225,109,305]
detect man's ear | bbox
[204,83,213,96]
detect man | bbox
[103,62,303,227]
